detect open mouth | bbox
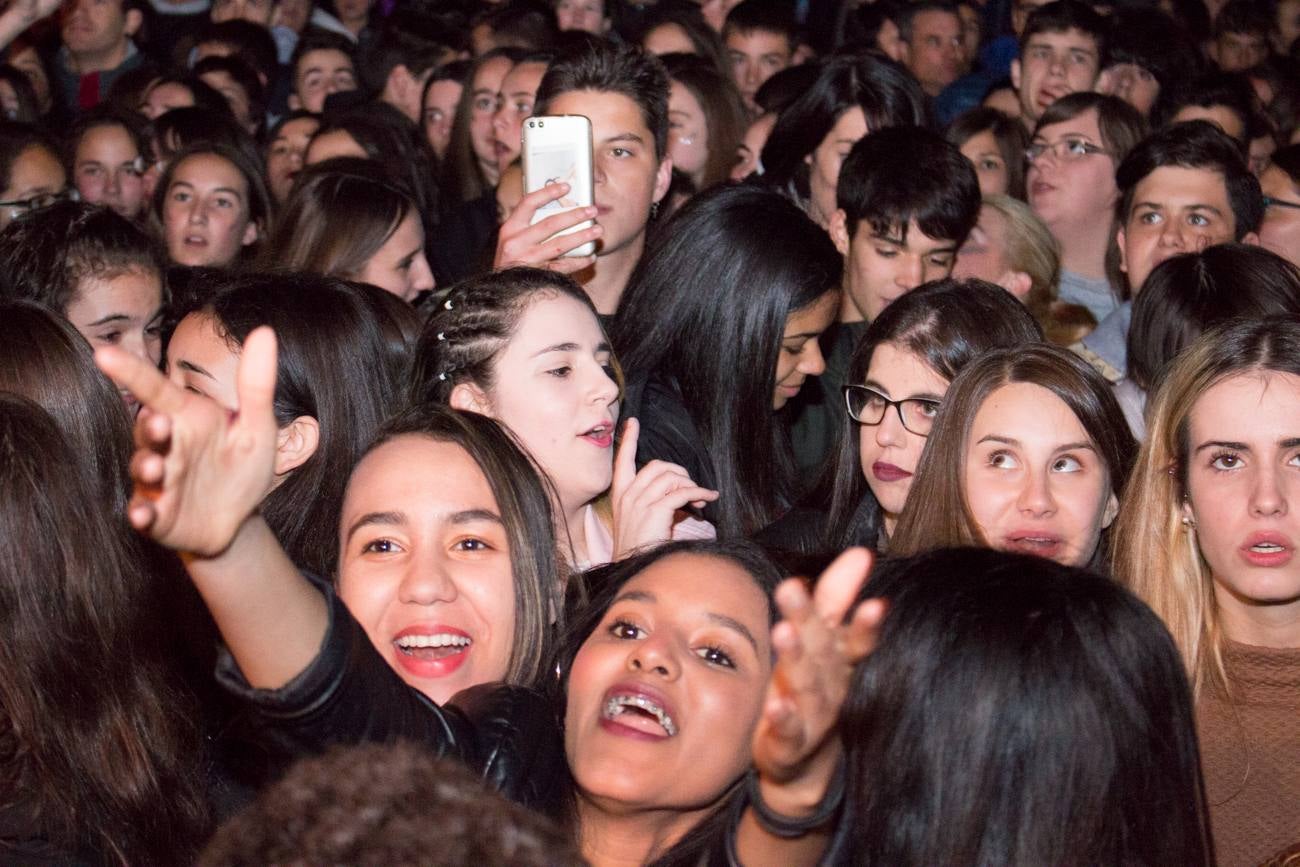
[602,693,678,738]
[1004,535,1063,557]
[580,422,613,448]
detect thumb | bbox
[235,326,278,428]
[612,416,639,498]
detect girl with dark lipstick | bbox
[94,328,883,867]
[822,279,1043,552]
[891,343,1135,568]
[1112,317,1300,867]
[413,268,717,570]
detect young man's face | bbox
[290,48,356,113]
[1117,164,1250,292]
[544,89,671,259]
[210,0,275,26]
[1011,28,1101,124]
[61,0,139,59]
[1026,107,1118,229]
[1210,30,1268,72]
[725,27,792,114]
[830,215,960,322]
[903,9,964,97]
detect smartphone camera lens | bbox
[539,121,545,127]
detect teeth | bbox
[1252,543,1283,551]
[603,694,677,737]
[395,634,471,649]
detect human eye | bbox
[863,390,888,411]
[1209,451,1243,471]
[452,537,493,553]
[1064,137,1090,156]
[170,188,191,202]
[96,330,123,345]
[979,157,1002,171]
[270,142,290,157]
[1188,212,1211,227]
[1137,209,1161,225]
[1052,454,1083,472]
[80,164,102,178]
[928,252,954,268]
[1029,45,1050,60]
[988,450,1019,469]
[514,99,533,114]
[610,146,633,158]
[781,339,806,355]
[1069,51,1089,65]
[215,195,236,209]
[873,246,898,258]
[915,400,940,419]
[361,537,401,554]
[337,72,356,88]
[609,618,644,640]
[473,96,494,113]
[695,644,736,668]
[547,364,573,378]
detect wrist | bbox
[756,745,842,816]
[746,758,846,838]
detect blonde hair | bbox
[982,194,1058,319]
[1111,317,1300,698]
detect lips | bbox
[580,420,613,448]
[391,624,473,679]
[599,682,678,740]
[1239,531,1294,567]
[1002,532,1064,560]
[872,461,912,483]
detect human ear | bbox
[1003,270,1032,301]
[449,381,493,415]
[652,154,673,204]
[1010,58,1021,92]
[274,415,320,476]
[288,93,301,111]
[1116,225,1128,274]
[1101,490,1119,529]
[125,9,143,37]
[1241,230,1261,247]
[242,219,260,247]
[829,208,851,257]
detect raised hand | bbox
[95,327,280,557]
[610,417,718,559]
[493,182,603,276]
[752,548,883,796]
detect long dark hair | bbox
[193,272,406,578]
[0,300,133,513]
[822,280,1043,550]
[0,395,210,864]
[365,405,565,689]
[836,547,1212,866]
[614,183,841,537]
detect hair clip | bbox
[438,372,448,381]
[444,298,454,310]
[437,331,446,341]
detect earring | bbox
[1181,514,1197,529]
[650,201,660,219]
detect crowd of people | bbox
[0,0,1298,863]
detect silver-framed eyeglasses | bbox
[842,385,941,437]
[1024,137,1111,164]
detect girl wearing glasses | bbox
[891,343,1135,568]
[0,120,66,229]
[823,279,1042,552]
[1025,93,1148,324]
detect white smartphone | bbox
[522,114,596,258]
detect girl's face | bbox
[556,0,606,34]
[162,153,258,268]
[140,80,195,120]
[74,124,146,220]
[266,116,320,204]
[339,436,518,705]
[805,107,868,228]
[65,267,163,367]
[1026,108,1119,229]
[166,311,240,409]
[564,552,772,813]
[773,290,838,410]
[465,294,620,513]
[423,78,463,161]
[1184,372,1300,624]
[963,381,1117,566]
[731,111,775,182]
[355,211,435,302]
[858,342,949,529]
[643,22,695,56]
[959,128,1009,197]
[469,56,512,183]
[952,204,1031,301]
[491,61,547,175]
[668,80,710,186]
[0,144,65,229]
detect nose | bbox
[410,253,436,295]
[894,254,925,291]
[186,199,205,225]
[1016,467,1056,516]
[797,340,826,377]
[626,632,680,680]
[121,329,147,364]
[592,361,620,406]
[741,60,759,89]
[398,550,459,606]
[1250,465,1288,517]
[1158,218,1189,250]
[874,405,907,449]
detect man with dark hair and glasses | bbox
[1260,143,1300,268]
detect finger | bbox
[774,578,816,630]
[526,204,599,240]
[539,224,603,261]
[612,417,638,500]
[131,449,166,487]
[811,547,874,627]
[762,693,804,747]
[841,598,887,662]
[96,346,186,416]
[499,183,571,233]
[653,485,720,512]
[127,495,156,531]
[234,326,278,427]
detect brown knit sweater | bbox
[1197,642,1300,867]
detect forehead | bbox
[867,341,950,392]
[725,27,791,53]
[276,117,320,140]
[1132,165,1232,212]
[1190,371,1300,438]
[913,9,961,33]
[474,56,514,91]
[502,61,547,91]
[172,153,246,189]
[1035,107,1101,140]
[617,553,771,642]
[1025,28,1099,53]
[346,436,497,517]
[971,380,1089,440]
[298,49,352,74]
[545,90,651,140]
[868,217,960,250]
[506,292,604,350]
[74,268,162,313]
[78,123,134,151]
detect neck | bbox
[70,39,129,75]
[577,794,715,867]
[1053,215,1113,280]
[1215,582,1300,648]
[882,511,897,540]
[581,236,644,316]
[561,499,590,568]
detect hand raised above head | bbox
[95,326,281,558]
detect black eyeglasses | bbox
[0,189,74,220]
[1263,195,1300,211]
[842,385,941,437]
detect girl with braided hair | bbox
[411,267,717,570]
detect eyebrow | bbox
[345,508,502,543]
[1196,438,1300,452]
[604,132,645,146]
[863,379,943,401]
[532,341,612,357]
[976,433,1097,452]
[610,590,760,654]
[177,359,215,379]
[87,313,130,326]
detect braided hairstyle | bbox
[410,267,613,407]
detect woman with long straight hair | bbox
[1112,317,1300,866]
[614,183,843,538]
[891,343,1136,568]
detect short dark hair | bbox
[1213,0,1271,38]
[534,40,669,159]
[475,0,560,51]
[760,52,927,201]
[1020,0,1109,67]
[193,54,267,125]
[199,742,584,867]
[837,126,981,245]
[289,28,358,80]
[1103,7,1203,92]
[1034,91,1149,161]
[1116,119,1263,235]
[722,0,798,51]
[1158,71,1255,144]
[945,106,1031,199]
[1128,245,1300,390]
[195,19,278,84]
[359,9,463,92]
[0,201,166,314]
[896,0,961,44]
